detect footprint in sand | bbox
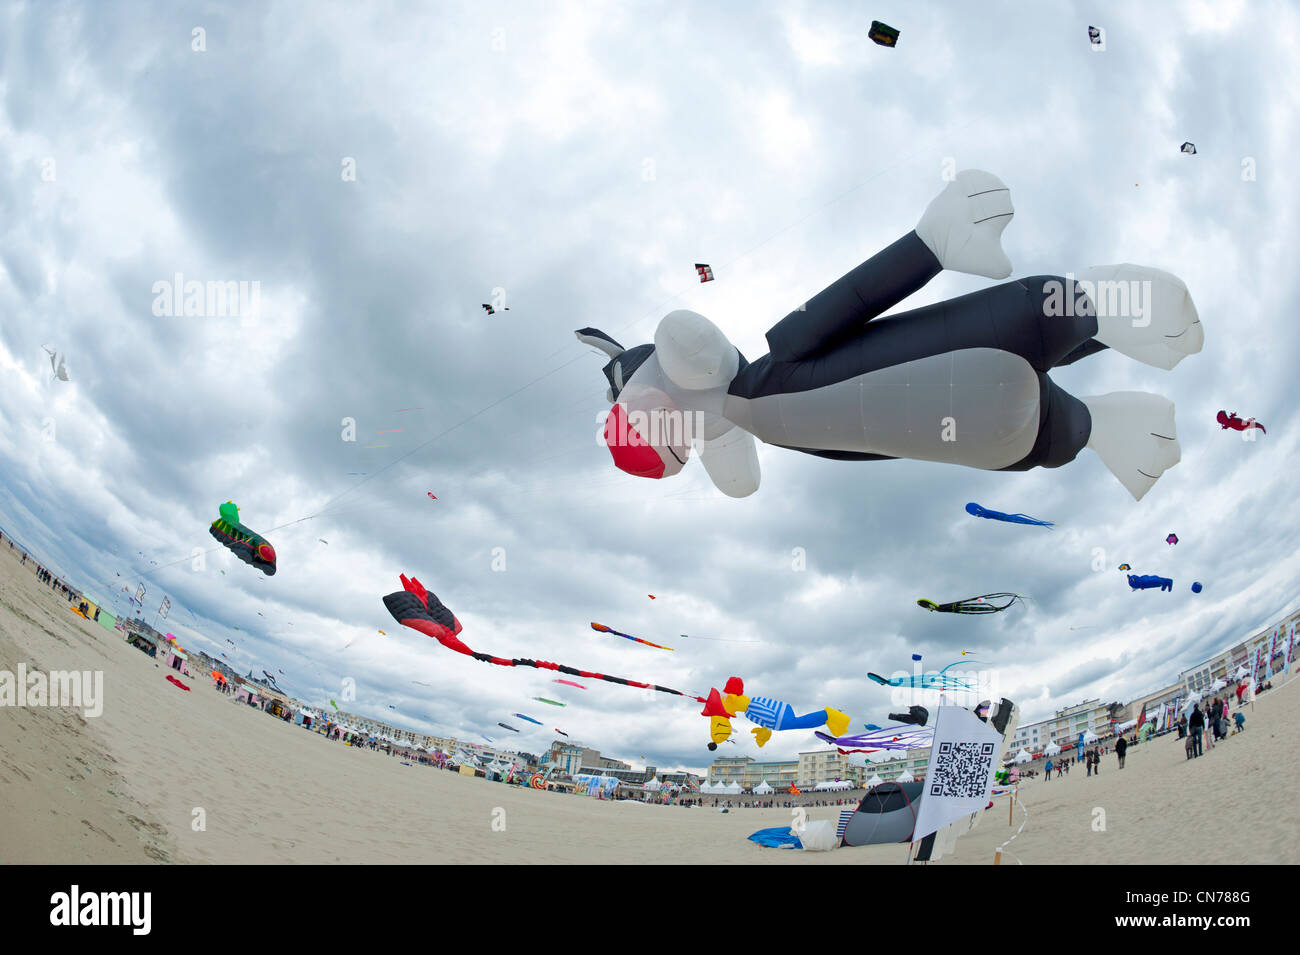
[143,845,171,863]
[81,819,118,844]
[126,814,168,837]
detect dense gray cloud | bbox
[3,1,1299,771]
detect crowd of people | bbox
[1179,692,1249,759]
[3,532,81,606]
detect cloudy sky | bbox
[3,0,1298,771]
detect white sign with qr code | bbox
[912,706,1002,842]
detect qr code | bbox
[929,741,996,798]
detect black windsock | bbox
[887,705,929,727]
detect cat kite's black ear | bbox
[575,327,625,360]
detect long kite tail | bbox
[384,580,703,702]
[953,593,1027,613]
[1007,513,1054,527]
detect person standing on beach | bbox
[1044,757,1053,780]
[1115,735,1127,769]
[1188,705,1204,757]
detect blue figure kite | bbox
[965,502,1053,527]
[1128,574,1173,592]
[702,677,849,750]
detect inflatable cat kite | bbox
[576,171,1203,501]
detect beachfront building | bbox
[540,741,628,776]
[797,749,862,789]
[1117,681,1184,728]
[706,755,800,791]
[543,742,586,776]
[707,749,932,790]
[708,755,765,789]
[869,747,932,782]
[1180,609,1298,693]
[1008,699,1113,755]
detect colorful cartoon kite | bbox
[1118,563,1131,571]
[916,593,1026,614]
[1217,411,1265,434]
[383,574,707,705]
[1181,141,1197,155]
[1088,25,1103,46]
[695,263,714,283]
[513,713,543,725]
[965,502,1053,527]
[1166,533,1179,545]
[427,492,437,500]
[209,501,276,576]
[701,676,849,751]
[1128,574,1173,592]
[577,171,1201,502]
[590,622,674,651]
[481,303,509,315]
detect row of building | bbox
[704,605,1300,791]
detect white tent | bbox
[754,779,774,794]
[1044,742,1062,756]
[1113,719,1137,734]
[644,776,662,791]
[1083,730,1099,743]
[725,781,742,795]
[1209,677,1227,692]
[865,773,884,789]
[1014,748,1033,764]
[814,779,850,791]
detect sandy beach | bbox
[2,542,1296,866]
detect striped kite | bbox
[590,622,674,651]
